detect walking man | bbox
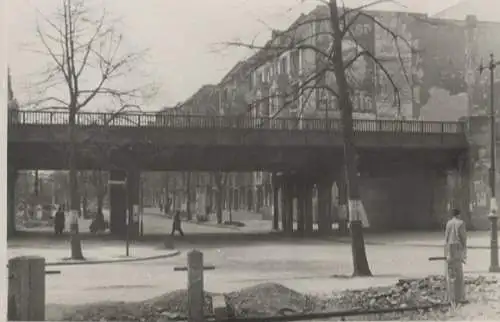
[171,210,184,236]
[54,205,65,235]
[444,208,468,304]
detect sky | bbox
[6,0,464,112]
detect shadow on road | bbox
[9,230,353,247]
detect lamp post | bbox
[479,53,500,273]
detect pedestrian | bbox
[54,205,65,235]
[444,208,468,304]
[171,210,184,236]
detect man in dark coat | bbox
[54,205,65,235]
[171,210,184,236]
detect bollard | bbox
[187,250,204,322]
[8,256,45,321]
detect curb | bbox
[44,250,181,266]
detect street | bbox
[40,238,492,305]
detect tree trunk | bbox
[215,188,224,224]
[96,193,104,220]
[69,109,84,260]
[329,0,371,276]
[185,172,192,221]
[228,188,233,223]
[82,189,88,219]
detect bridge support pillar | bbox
[272,173,280,231]
[109,170,127,236]
[7,165,18,238]
[296,181,305,235]
[303,182,314,235]
[247,187,253,212]
[233,188,239,210]
[126,170,140,238]
[281,176,294,234]
[317,177,333,235]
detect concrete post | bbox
[187,250,204,322]
[109,170,127,236]
[8,256,45,321]
[489,213,500,272]
[304,182,314,235]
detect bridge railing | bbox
[10,110,465,134]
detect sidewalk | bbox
[7,242,180,266]
[332,231,494,249]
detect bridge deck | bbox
[8,111,467,171]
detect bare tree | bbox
[28,0,156,259]
[224,0,414,276]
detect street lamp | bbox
[479,53,500,273]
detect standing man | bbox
[444,208,468,304]
[171,210,184,236]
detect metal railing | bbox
[9,110,465,134]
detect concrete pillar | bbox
[272,174,280,231]
[109,170,127,235]
[464,116,492,230]
[240,186,246,209]
[296,182,305,234]
[7,165,18,238]
[127,170,140,238]
[317,178,333,235]
[280,182,287,231]
[304,182,314,235]
[247,187,253,211]
[282,177,294,234]
[234,188,239,210]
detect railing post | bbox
[8,256,45,321]
[138,115,141,127]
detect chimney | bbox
[466,15,477,28]
[7,67,13,101]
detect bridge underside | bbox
[9,142,463,173]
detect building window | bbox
[249,73,254,90]
[280,56,289,75]
[290,50,300,77]
[290,82,299,110]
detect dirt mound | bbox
[225,283,316,317]
[144,289,214,315]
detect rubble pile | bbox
[54,275,497,321]
[224,283,317,317]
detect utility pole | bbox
[479,53,500,273]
